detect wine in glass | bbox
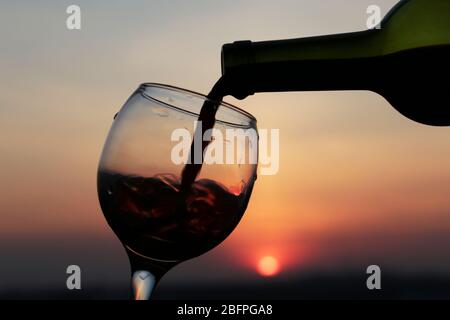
[97,83,258,299]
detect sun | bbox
[257,255,280,277]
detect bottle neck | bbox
[221,30,383,99]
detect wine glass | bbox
[97,83,258,299]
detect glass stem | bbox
[132,270,157,300]
[125,246,177,300]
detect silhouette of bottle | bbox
[221,0,450,126]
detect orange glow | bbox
[2,12,450,280]
[257,256,280,277]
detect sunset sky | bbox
[1,0,450,298]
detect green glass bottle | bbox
[221,0,450,126]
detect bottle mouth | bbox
[221,40,255,74]
[139,83,257,128]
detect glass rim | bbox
[139,82,257,123]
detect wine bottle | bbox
[221,0,450,126]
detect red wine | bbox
[98,170,253,261]
[180,78,226,191]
